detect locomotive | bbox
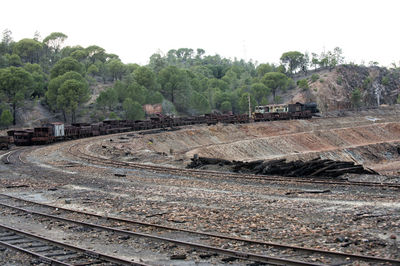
[5,102,319,146]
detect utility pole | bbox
[248,94,251,119]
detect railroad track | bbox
[0,193,399,265]
[68,142,400,189]
[0,223,143,265]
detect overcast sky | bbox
[1,0,399,66]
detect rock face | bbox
[294,65,400,112]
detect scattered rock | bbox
[170,254,187,260]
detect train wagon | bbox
[32,126,55,144]
[0,136,11,150]
[9,130,34,146]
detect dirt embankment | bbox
[91,107,400,176]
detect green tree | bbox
[146,91,164,104]
[133,66,158,91]
[351,88,362,108]
[86,45,107,64]
[0,29,14,55]
[6,54,22,67]
[238,92,256,114]
[43,32,67,53]
[250,83,270,105]
[297,79,309,91]
[122,97,145,120]
[96,87,118,110]
[46,71,89,121]
[280,51,304,74]
[158,66,190,107]
[87,64,99,77]
[107,59,125,81]
[126,82,147,105]
[0,67,33,124]
[50,57,84,79]
[261,72,289,102]
[256,63,275,77]
[0,109,13,127]
[189,91,210,115]
[13,38,43,64]
[23,63,48,97]
[57,79,90,122]
[220,101,232,113]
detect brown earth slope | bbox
[91,106,400,176]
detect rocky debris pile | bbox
[187,156,378,178]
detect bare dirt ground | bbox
[0,107,400,264]
[90,106,400,176]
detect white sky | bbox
[1,0,400,66]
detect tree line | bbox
[0,29,347,127]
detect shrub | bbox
[336,76,343,85]
[311,74,319,82]
[382,76,389,86]
[0,109,13,127]
[297,79,309,91]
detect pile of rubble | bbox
[187,156,378,178]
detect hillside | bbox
[3,64,400,130]
[285,65,400,112]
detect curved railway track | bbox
[0,193,399,265]
[0,223,142,266]
[67,141,400,189]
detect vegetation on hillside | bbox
[0,29,399,127]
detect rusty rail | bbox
[1,194,399,265]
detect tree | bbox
[146,91,164,104]
[261,72,289,102]
[86,45,107,64]
[0,67,33,124]
[351,88,362,108]
[0,29,14,55]
[250,83,270,105]
[158,66,190,107]
[122,97,145,120]
[13,38,43,64]
[220,101,232,113]
[6,54,22,67]
[280,51,304,74]
[0,109,13,127]
[297,79,309,91]
[107,59,125,81]
[311,53,319,70]
[87,64,99,77]
[57,79,90,122]
[256,63,275,77]
[46,71,89,121]
[43,32,67,53]
[238,92,256,114]
[24,63,48,97]
[149,53,167,73]
[133,66,158,91]
[96,87,118,110]
[189,91,210,115]
[126,82,147,105]
[50,57,84,79]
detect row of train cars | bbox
[0,102,319,149]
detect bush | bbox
[220,101,232,113]
[311,74,319,82]
[382,76,389,86]
[297,79,309,91]
[336,76,343,85]
[0,109,13,127]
